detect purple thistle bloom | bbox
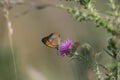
[59,40,72,57]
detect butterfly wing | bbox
[72,42,79,50]
[66,42,79,57]
[42,32,61,49]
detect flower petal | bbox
[59,40,72,56]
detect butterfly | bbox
[71,42,79,51]
[42,32,79,57]
[66,42,79,57]
[42,32,61,49]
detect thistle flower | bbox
[59,40,72,57]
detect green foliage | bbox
[59,0,120,35]
[59,0,120,80]
[0,47,16,80]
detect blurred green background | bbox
[0,0,114,80]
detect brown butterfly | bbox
[71,42,79,51]
[66,42,79,57]
[42,32,61,49]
